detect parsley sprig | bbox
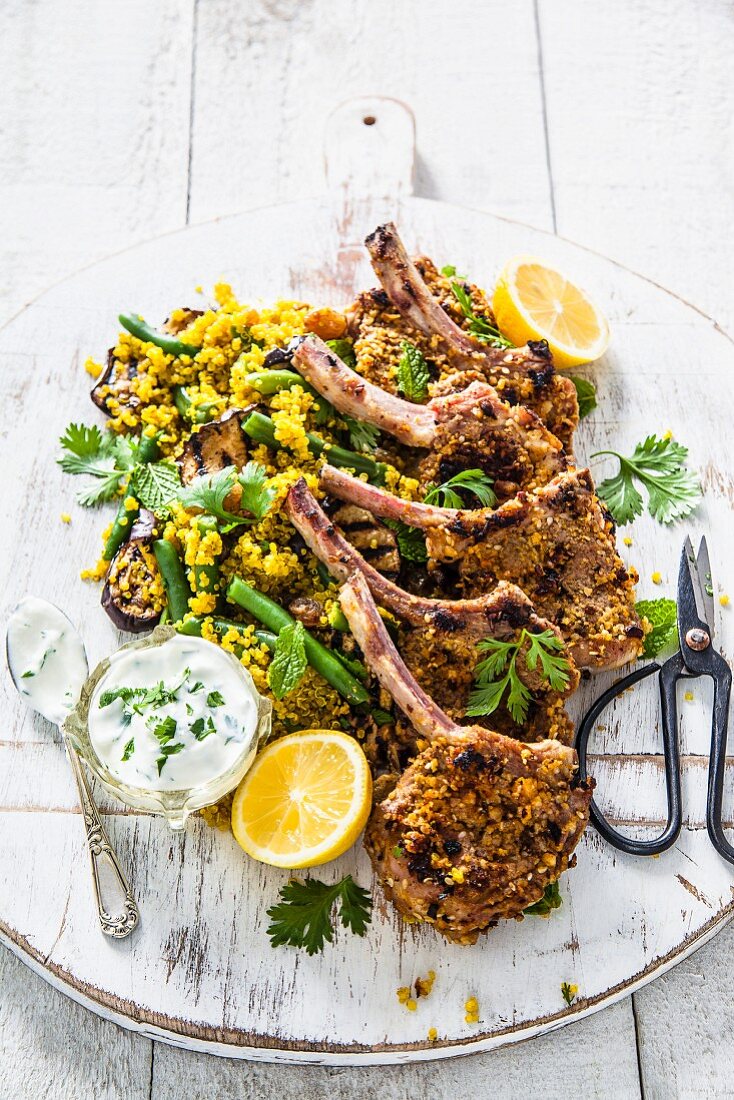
[466,629,571,724]
[177,461,276,532]
[593,435,701,526]
[266,875,372,955]
[396,342,431,403]
[450,281,512,349]
[424,469,496,509]
[342,416,381,454]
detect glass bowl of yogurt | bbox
[64,626,272,830]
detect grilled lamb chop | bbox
[321,464,644,671]
[340,574,592,944]
[363,223,579,450]
[285,478,577,744]
[292,335,566,500]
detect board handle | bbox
[325,96,415,202]
[323,97,415,294]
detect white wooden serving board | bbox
[1,99,733,1065]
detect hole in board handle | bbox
[362,115,376,126]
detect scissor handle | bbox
[576,655,684,856]
[704,651,734,866]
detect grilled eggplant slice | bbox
[177,406,255,485]
[91,348,140,417]
[101,509,163,633]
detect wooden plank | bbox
[0,0,194,326]
[634,921,734,1099]
[538,0,734,332]
[188,0,554,231]
[152,997,641,1100]
[0,944,151,1100]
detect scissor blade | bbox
[696,536,716,635]
[678,536,709,647]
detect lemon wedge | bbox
[231,729,372,868]
[492,256,610,369]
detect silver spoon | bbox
[7,597,140,938]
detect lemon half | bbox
[492,256,610,369]
[231,729,372,868]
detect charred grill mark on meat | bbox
[321,465,643,671]
[292,335,567,500]
[339,574,592,944]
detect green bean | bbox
[245,370,331,424]
[119,313,199,358]
[102,497,140,561]
[227,576,369,705]
[136,432,161,464]
[193,515,221,602]
[243,411,386,483]
[173,385,219,424]
[153,540,191,623]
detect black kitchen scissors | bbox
[576,536,734,867]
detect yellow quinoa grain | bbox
[684,691,694,701]
[652,571,662,584]
[406,999,417,1012]
[427,1027,438,1042]
[623,537,632,546]
[720,594,730,607]
[60,512,71,524]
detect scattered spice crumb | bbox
[464,996,479,1024]
[651,571,662,585]
[406,999,417,1012]
[396,986,411,1005]
[415,970,436,998]
[427,1027,438,1042]
[623,536,633,547]
[84,357,102,379]
[60,512,71,524]
[720,594,730,608]
[195,284,203,294]
[662,429,673,441]
[561,982,578,1007]
[684,690,694,702]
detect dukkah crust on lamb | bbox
[339,574,592,945]
[321,464,644,671]
[350,222,578,451]
[292,334,567,501]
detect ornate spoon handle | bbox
[63,732,140,938]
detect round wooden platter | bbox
[2,98,734,1065]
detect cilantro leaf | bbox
[149,715,177,745]
[466,629,570,724]
[396,342,431,403]
[59,423,104,458]
[424,469,496,510]
[266,875,372,955]
[59,422,161,508]
[636,597,678,658]
[593,435,701,526]
[128,461,181,518]
[383,518,428,563]
[570,376,597,419]
[156,742,184,775]
[450,281,512,349]
[523,880,562,917]
[342,416,381,454]
[267,620,308,699]
[238,461,277,521]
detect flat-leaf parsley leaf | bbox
[467,629,570,724]
[424,469,496,509]
[593,435,701,526]
[266,875,373,955]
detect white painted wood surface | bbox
[1,0,733,1095]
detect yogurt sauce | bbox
[89,634,259,792]
[7,597,89,724]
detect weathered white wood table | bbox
[2,1,733,1096]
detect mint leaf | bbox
[396,342,431,403]
[267,620,308,700]
[570,376,597,419]
[636,597,678,658]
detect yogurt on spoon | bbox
[7,597,88,723]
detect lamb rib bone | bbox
[363,222,579,450]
